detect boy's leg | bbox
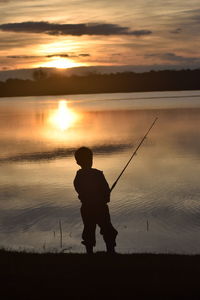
[81,205,96,253]
[81,224,96,254]
[103,226,118,254]
[97,205,118,253]
[81,241,94,254]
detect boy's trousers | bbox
[80,203,118,247]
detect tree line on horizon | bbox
[0,69,200,97]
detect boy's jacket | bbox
[74,168,110,205]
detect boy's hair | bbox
[74,147,93,165]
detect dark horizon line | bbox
[1,65,200,74]
[1,68,200,97]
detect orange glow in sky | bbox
[39,57,85,69]
[1,0,200,72]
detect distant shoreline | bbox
[1,249,200,298]
[1,69,200,98]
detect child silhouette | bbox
[74,147,118,254]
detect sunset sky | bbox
[0,0,200,71]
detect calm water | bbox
[0,90,200,253]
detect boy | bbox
[74,147,118,254]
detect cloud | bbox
[46,53,90,58]
[170,28,182,34]
[166,8,200,33]
[145,52,200,63]
[180,8,200,22]
[7,55,37,59]
[79,53,90,57]
[6,53,91,59]
[46,54,70,58]
[0,21,152,36]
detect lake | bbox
[0,90,200,253]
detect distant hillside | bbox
[0,69,200,97]
[0,64,190,82]
[0,65,157,82]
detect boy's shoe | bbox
[81,241,94,254]
[85,245,93,254]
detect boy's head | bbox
[74,147,93,169]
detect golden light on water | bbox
[48,100,79,131]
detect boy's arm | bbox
[73,173,82,200]
[100,172,111,203]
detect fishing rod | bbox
[110,117,158,192]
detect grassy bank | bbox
[0,250,200,299]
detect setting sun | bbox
[40,57,85,69]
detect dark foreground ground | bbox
[1,250,200,299]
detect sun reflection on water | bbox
[48,100,79,131]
